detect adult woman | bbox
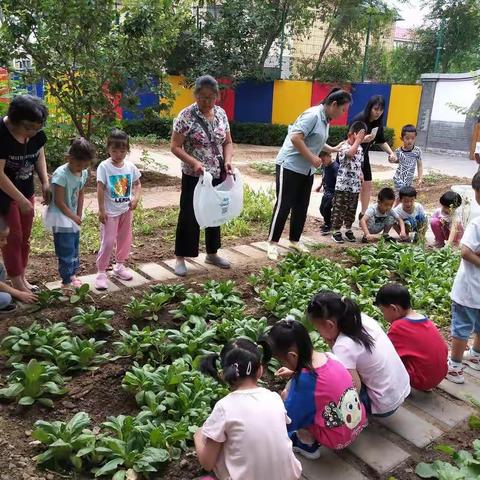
[0,95,49,292]
[171,75,234,277]
[267,89,352,261]
[350,95,396,216]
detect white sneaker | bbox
[463,348,480,370]
[289,241,309,253]
[267,243,279,261]
[446,361,465,384]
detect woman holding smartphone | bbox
[349,95,396,216]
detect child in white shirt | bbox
[195,338,301,480]
[393,186,427,242]
[307,290,411,417]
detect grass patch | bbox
[251,161,276,176]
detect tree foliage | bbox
[0,0,189,140]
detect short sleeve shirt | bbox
[335,142,364,193]
[49,164,88,215]
[0,118,47,211]
[393,146,422,188]
[276,105,330,176]
[333,314,411,414]
[202,387,302,480]
[394,203,425,221]
[173,104,230,179]
[451,216,480,308]
[96,159,141,217]
[365,204,400,233]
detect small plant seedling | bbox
[36,289,63,308]
[70,284,93,305]
[71,307,114,333]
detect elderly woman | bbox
[170,75,234,277]
[349,95,396,216]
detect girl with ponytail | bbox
[264,319,366,459]
[194,338,301,480]
[307,291,410,417]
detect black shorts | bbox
[362,155,372,182]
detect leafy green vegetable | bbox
[69,283,93,305]
[0,359,67,407]
[71,307,115,333]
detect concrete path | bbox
[43,236,475,479]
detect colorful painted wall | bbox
[1,71,421,147]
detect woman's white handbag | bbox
[193,168,244,228]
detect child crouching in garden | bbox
[195,338,302,480]
[43,138,96,293]
[393,186,427,242]
[95,129,141,290]
[375,283,448,391]
[308,291,410,417]
[265,318,367,458]
[430,190,464,248]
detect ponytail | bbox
[200,338,263,387]
[307,291,374,352]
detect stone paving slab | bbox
[407,389,473,428]
[348,428,410,475]
[464,366,480,380]
[138,262,177,281]
[45,275,120,294]
[299,449,368,480]
[251,241,289,255]
[113,270,149,288]
[376,406,444,448]
[163,258,206,274]
[438,377,480,402]
[217,248,250,265]
[196,253,224,271]
[231,244,266,259]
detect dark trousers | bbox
[53,231,80,285]
[268,165,314,243]
[331,190,359,231]
[319,190,335,228]
[175,173,221,257]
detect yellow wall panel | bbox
[167,75,195,117]
[387,85,422,148]
[271,80,313,125]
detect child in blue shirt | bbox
[44,138,95,292]
[315,151,339,235]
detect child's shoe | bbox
[332,232,344,244]
[70,276,83,288]
[446,360,465,384]
[344,230,356,243]
[361,235,369,244]
[113,264,133,281]
[0,302,17,315]
[289,241,309,253]
[94,273,109,291]
[382,234,396,243]
[463,348,480,371]
[291,432,321,460]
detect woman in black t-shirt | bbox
[349,95,396,216]
[0,95,49,292]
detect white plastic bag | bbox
[193,168,244,228]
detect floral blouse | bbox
[173,103,230,179]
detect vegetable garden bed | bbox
[0,243,463,479]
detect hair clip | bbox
[246,361,252,375]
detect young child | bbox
[265,318,367,459]
[315,151,338,235]
[330,121,366,244]
[391,124,423,206]
[195,338,302,480]
[43,138,96,292]
[360,187,407,243]
[447,172,480,384]
[375,283,448,391]
[308,290,410,417]
[393,186,427,242]
[0,217,37,313]
[95,129,142,290]
[430,190,464,248]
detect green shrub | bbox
[122,116,173,139]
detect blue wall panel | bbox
[348,83,392,126]
[122,79,159,120]
[234,81,274,123]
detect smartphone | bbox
[370,127,379,139]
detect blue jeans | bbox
[360,384,398,418]
[53,232,80,285]
[0,263,12,309]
